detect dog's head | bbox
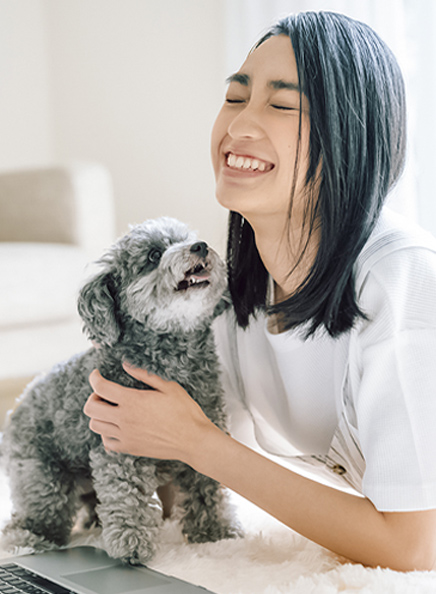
[78,217,227,346]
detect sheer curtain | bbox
[223,0,436,234]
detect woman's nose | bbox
[227,103,264,140]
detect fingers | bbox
[88,417,121,440]
[84,391,122,445]
[84,391,116,420]
[85,366,182,458]
[88,369,126,405]
[83,392,121,441]
[122,362,170,391]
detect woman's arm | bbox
[193,421,436,572]
[85,365,436,572]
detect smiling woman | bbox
[83,11,436,572]
[211,36,310,230]
[211,34,313,306]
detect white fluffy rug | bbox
[1,471,435,594]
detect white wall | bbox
[1,1,434,245]
[0,0,55,169]
[0,0,230,252]
[43,0,229,250]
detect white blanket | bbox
[1,471,435,594]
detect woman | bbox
[84,12,436,570]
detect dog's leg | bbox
[2,458,77,552]
[90,448,162,565]
[174,465,242,543]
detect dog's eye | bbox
[148,248,162,264]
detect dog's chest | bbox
[102,328,215,379]
[97,328,224,422]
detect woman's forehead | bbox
[229,34,309,109]
[236,35,298,86]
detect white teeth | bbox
[226,153,269,172]
[189,277,206,286]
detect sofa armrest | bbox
[0,163,116,259]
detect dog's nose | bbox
[190,241,208,259]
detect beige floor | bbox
[0,376,34,427]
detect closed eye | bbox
[271,104,297,111]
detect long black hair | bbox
[226,11,407,337]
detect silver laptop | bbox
[0,546,215,593]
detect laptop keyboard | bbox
[0,564,76,594]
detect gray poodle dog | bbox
[1,217,239,564]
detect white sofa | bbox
[0,163,116,381]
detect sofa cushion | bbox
[0,243,89,328]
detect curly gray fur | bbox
[1,217,240,564]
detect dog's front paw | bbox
[102,524,157,565]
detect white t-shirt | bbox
[213,208,436,512]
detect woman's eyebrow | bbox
[225,73,250,86]
[225,73,300,92]
[268,79,300,92]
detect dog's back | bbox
[2,348,100,470]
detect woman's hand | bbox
[84,363,214,463]
[84,366,436,571]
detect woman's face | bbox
[211,35,311,229]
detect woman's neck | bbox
[250,215,320,305]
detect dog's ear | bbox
[77,270,121,347]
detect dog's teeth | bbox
[176,269,211,291]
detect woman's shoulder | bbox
[355,208,436,289]
[353,208,436,341]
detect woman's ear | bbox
[77,271,121,347]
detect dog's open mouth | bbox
[176,262,211,291]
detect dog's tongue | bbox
[177,265,211,291]
[189,268,211,282]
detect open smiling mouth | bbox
[176,261,211,291]
[226,152,274,172]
